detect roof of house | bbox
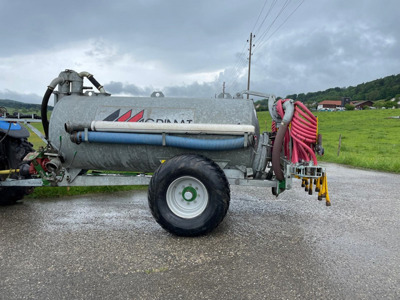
[319,100,341,105]
[352,100,373,106]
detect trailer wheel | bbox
[148,154,230,236]
[0,137,33,206]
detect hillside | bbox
[286,73,400,103]
[255,73,400,111]
[0,99,52,114]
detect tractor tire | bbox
[148,154,230,236]
[0,137,34,206]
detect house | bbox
[317,100,342,110]
[352,100,373,110]
[318,97,372,110]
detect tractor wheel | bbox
[0,137,33,206]
[148,154,230,236]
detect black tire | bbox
[148,154,230,236]
[0,137,33,206]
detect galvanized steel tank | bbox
[49,94,260,173]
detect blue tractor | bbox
[0,107,34,205]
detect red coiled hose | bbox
[290,102,318,164]
[272,99,319,176]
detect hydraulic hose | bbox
[0,121,11,143]
[70,131,246,151]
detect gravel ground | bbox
[1,163,399,299]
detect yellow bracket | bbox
[296,172,331,206]
[317,173,331,206]
[0,169,19,175]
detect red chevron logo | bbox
[104,109,144,122]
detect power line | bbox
[254,0,279,37]
[254,0,305,54]
[255,0,291,46]
[251,0,270,34]
[226,60,248,93]
[224,0,305,95]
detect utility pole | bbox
[247,32,255,99]
[222,81,225,97]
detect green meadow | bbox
[257,109,400,173]
[19,108,400,198]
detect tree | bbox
[297,93,306,102]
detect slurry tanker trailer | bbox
[0,70,330,236]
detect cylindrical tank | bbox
[49,94,260,173]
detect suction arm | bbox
[271,100,295,181]
[41,76,64,139]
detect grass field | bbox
[316,110,400,173]
[19,108,400,197]
[257,108,400,173]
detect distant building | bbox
[317,100,342,110]
[318,97,373,110]
[341,97,351,107]
[352,101,373,110]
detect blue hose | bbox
[166,135,244,150]
[85,131,163,145]
[75,131,245,151]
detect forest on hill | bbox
[255,73,400,111]
[0,99,53,114]
[285,73,400,103]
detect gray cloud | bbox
[0,90,42,104]
[105,81,153,96]
[104,80,221,99]
[0,0,398,101]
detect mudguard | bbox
[0,120,30,139]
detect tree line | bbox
[285,73,400,103]
[255,73,400,111]
[0,99,53,115]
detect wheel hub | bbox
[182,186,197,202]
[166,176,209,219]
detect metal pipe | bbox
[90,122,255,135]
[78,71,107,94]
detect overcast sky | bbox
[0,0,398,103]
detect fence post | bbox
[337,134,342,156]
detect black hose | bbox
[87,75,103,91]
[41,88,53,139]
[271,123,288,181]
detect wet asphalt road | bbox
[1,163,400,300]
